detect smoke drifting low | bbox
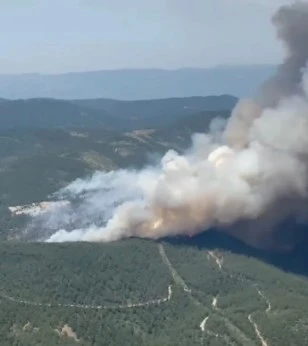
[27,2,308,249]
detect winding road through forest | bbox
[0,284,173,311]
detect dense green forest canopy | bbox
[0,95,237,131]
[1,238,308,346]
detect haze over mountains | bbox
[0,65,275,100]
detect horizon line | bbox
[0,63,277,77]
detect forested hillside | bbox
[1,95,308,345]
[1,236,308,345]
[73,95,236,123]
[0,105,230,235]
[0,95,237,131]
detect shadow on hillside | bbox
[165,225,308,278]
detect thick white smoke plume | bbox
[26,2,308,249]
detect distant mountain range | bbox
[0,65,276,100]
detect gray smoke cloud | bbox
[226,1,308,150]
[259,1,308,107]
[26,2,308,250]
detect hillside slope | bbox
[1,237,308,346]
[0,98,111,130]
[73,95,237,116]
[0,95,237,131]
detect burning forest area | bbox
[14,2,308,251]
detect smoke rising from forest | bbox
[27,2,308,250]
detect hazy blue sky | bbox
[0,0,293,74]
